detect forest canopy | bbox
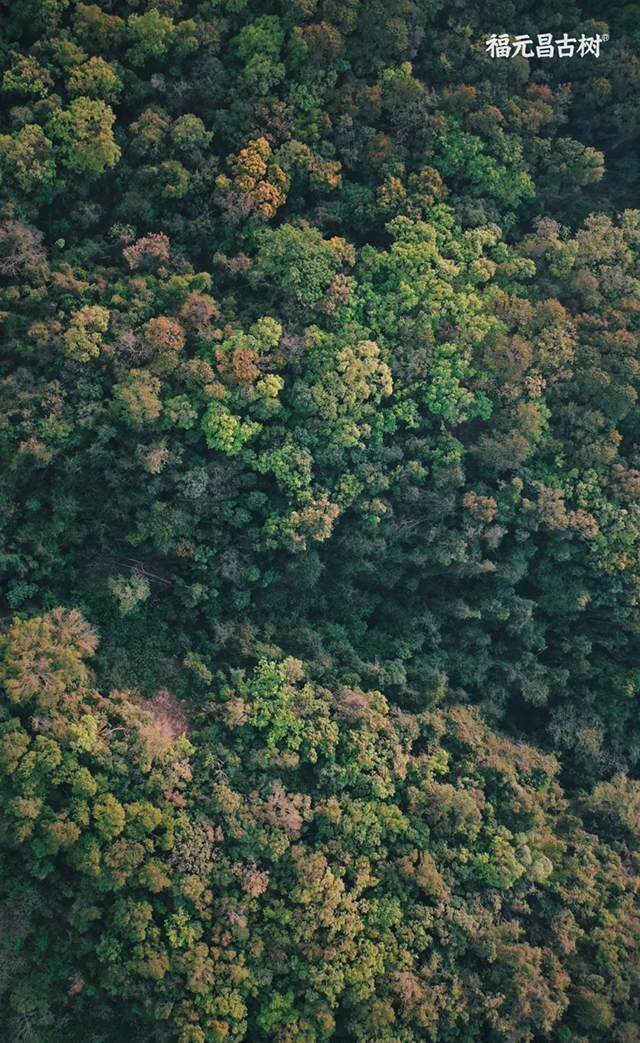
[1,1,640,1042]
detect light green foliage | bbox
[0,124,57,198]
[126,10,199,66]
[233,15,286,94]
[201,403,261,455]
[2,52,53,97]
[126,10,178,65]
[253,223,354,309]
[63,304,110,361]
[67,57,123,102]
[1,3,640,1042]
[49,97,120,176]
[107,572,151,615]
[294,330,393,448]
[170,114,212,156]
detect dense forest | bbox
[1,0,640,1041]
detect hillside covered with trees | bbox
[1,0,640,1041]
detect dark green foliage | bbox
[1,0,640,1041]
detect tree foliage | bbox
[1,0,640,1041]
